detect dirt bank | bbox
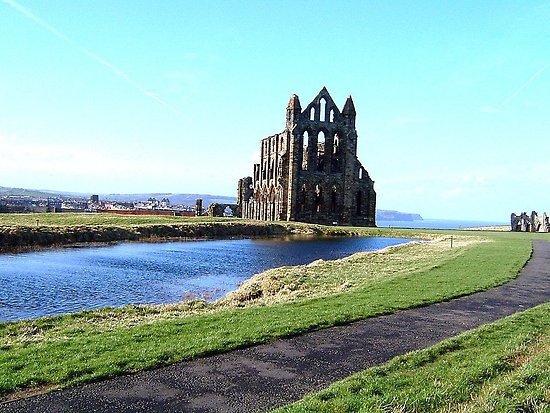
[0,222,301,253]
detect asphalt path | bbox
[2,240,549,413]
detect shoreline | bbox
[462,225,510,231]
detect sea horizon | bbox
[378,218,508,230]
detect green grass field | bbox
[0,212,207,226]
[1,216,543,406]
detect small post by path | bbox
[450,235,453,248]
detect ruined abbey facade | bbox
[237,87,376,227]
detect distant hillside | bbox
[376,210,423,221]
[0,186,60,198]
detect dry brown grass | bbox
[219,235,487,307]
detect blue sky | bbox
[1,0,548,221]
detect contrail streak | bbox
[501,63,549,107]
[3,0,180,114]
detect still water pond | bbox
[0,236,413,322]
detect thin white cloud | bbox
[3,0,181,115]
[500,63,549,108]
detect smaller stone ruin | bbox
[194,198,239,218]
[511,211,550,232]
[204,203,240,218]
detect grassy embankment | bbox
[0,213,545,406]
[0,212,401,252]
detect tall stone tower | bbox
[237,87,376,227]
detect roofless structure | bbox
[237,87,376,226]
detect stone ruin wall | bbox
[511,211,550,232]
[237,87,376,227]
[204,203,240,218]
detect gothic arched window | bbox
[320,98,326,122]
[315,184,323,212]
[302,131,309,171]
[317,131,325,171]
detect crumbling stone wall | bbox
[511,211,550,232]
[204,203,240,218]
[238,87,376,227]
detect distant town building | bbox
[0,192,197,216]
[238,87,376,226]
[47,198,63,212]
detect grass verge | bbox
[274,302,550,413]
[0,227,534,401]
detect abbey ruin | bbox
[237,87,376,226]
[511,211,550,232]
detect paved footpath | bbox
[3,240,550,413]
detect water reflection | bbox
[0,236,413,322]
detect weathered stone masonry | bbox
[237,87,376,226]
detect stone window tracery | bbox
[332,134,341,172]
[315,184,323,212]
[317,131,325,171]
[302,131,309,171]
